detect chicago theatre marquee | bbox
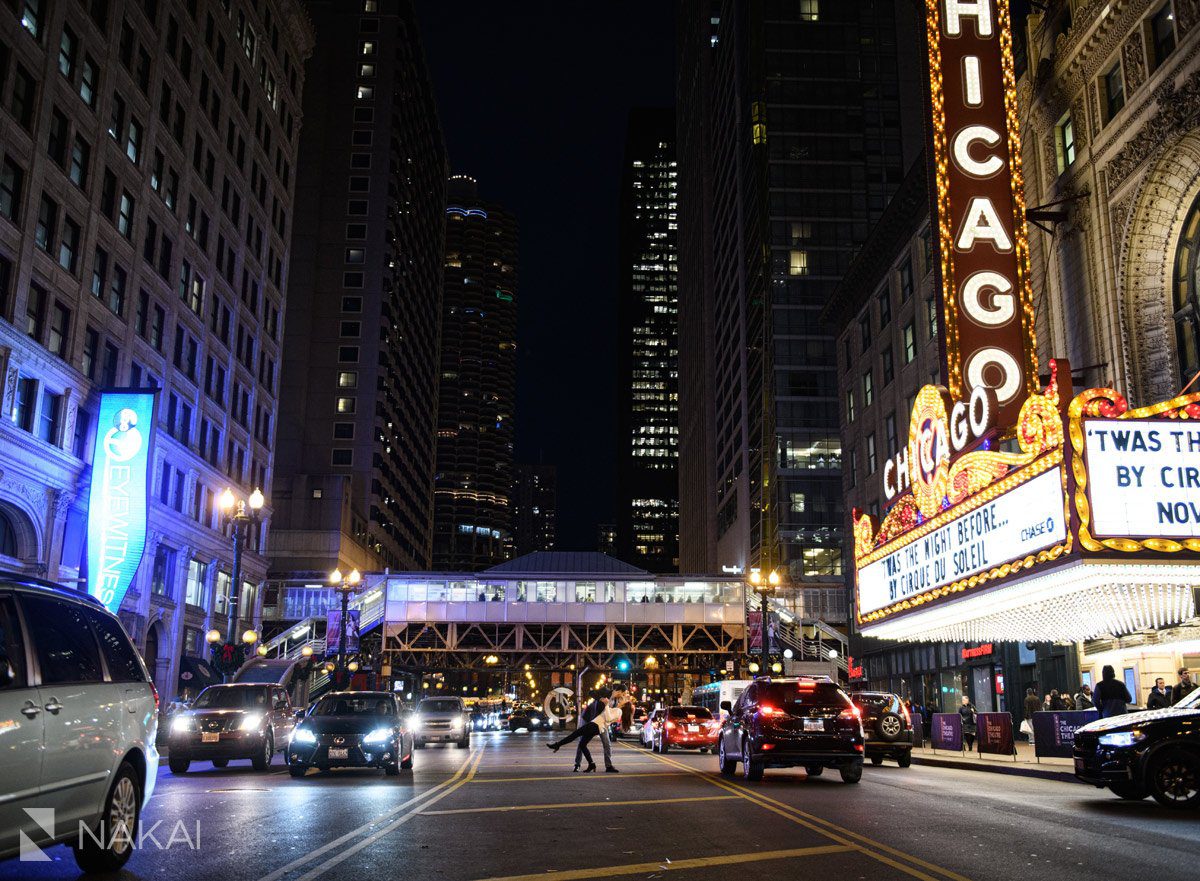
[851,1,1200,660]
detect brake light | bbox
[901,704,911,725]
[839,706,860,721]
[795,681,816,691]
[758,705,783,716]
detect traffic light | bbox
[616,658,631,673]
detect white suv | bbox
[0,575,159,872]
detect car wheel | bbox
[457,738,469,749]
[896,752,912,768]
[289,764,308,778]
[72,761,141,873]
[875,712,904,742]
[718,739,737,776]
[1108,781,1148,800]
[212,758,229,768]
[1148,748,1200,809]
[741,739,763,782]
[805,765,824,777]
[870,756,883,766]
[660,735,670,754]
[699,747,709,754]
[252,734,273,771]
[839,761,863,784]
[169,755,191,775]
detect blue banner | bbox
[86,392,155,613]
[1031,710,1099,758]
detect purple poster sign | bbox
[976,712,1015,756]
[1031,710,1099,758]
[931,712,962,751]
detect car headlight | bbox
[1098,730,1145,748]
[530,718,540,727]
[239,713,264,731]
[451,717,464,730]
[171,716,193,733]
[410,718,423,732]
[291,728,317,745]
[363,727,394,745]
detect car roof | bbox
[0,570,106,609]
[323,690,392,699]
[851,691,896,698]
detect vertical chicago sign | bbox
[86,391,156,613]
[926,0,1039,428]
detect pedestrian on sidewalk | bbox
[1021,688,1041,743]
[1173,668,1195,705]
[1074,683,1094,710]
[1048,689,1070,710]
[1094,665,1132,719]
[959,696,978,751]
[1146,678,1172,710]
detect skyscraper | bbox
[616,108,679,573]
[432,175,518,570]
[676,0,922,621]
[0,0,312,690]
[512,463,557,556]
[271,0,446,577]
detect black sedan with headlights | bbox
[167,683,297,773]
[288,691,414,777]
[1073,687,1200,808]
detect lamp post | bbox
[747,567,783,672]
[216,486,265,640]
[328,567,362,688]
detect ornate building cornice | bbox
[1106,68,1200,194]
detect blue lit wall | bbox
[86,391,156,613]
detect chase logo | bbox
[19,808,54,861]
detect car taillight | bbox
[838,707,861,723]
[759,705,782,717]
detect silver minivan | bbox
[412,696,470,748]
[0,575,159,872]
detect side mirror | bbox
[294,709,305,720]
[720,700,732,712]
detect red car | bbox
[653,705,720,753]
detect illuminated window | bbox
[862,369,874,407]
[21,0,41,39]
[867,434,877,474]
[360,41,376,56]
[359,63,376,78]
[1103,64,1124,121]
[798,0,819,22]
[789,249,808,276]
[338,371,358,388]
[336,397,356,414]
[356,85,373,101]
[845,388,855,423]
[1056,114,1075,172]
[790,492,806,513]
[903,322,916,363]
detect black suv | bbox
[850,692,913,767]
[1073,687,1200,808]
[717,677,864,783]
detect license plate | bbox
[328,748,349,759]
[688,725,699,733]
[201,732,220,743]
[803,719,824,732]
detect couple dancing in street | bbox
[546,687,629,772]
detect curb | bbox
[910,753,1077,782]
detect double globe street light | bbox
[329,567,362,688]
[205,487,265,679]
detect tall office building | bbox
[271,0,446,577]
[0,0,312,689]
[616,108,679,573]
[512,463,556,556]
[676,0,921,621]
[432,175,518,570]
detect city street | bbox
[3,732,1196,881]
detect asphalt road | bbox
[3,731,1197,881]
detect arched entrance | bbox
[1172,190,1200,386]
[0,500,39,569]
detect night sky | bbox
[417,2,676,550]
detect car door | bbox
[271,687,295,744]
[0,593,46,859]
[725,684,755,752]
[19,595,124,834]
[84,607,156,762]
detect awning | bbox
[177,655,222,694]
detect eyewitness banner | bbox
[1084,420,1200,537]
[858,467,1066,616]
[86,392,156,614]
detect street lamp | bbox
[216,486,265,640]
[329,567,362,687]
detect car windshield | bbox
[312,695,395,716]
[668,706,712,719]
[1178,686,1200,709]
[758,681,850,712]
[419,699,463,714]
[193,687,267,709]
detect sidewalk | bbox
[909,740,1077,782]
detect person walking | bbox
[547,690,605,771]
[959,696,978,751]
[1146,678,1172,710]
[1048,689,1069,711]
[1094,665,1133,719]
[1174,667,1195,705]
[1021,687,1041,743]
[1074,683,1094,710]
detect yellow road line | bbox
[422,794,737,816]
[470,770,686,783]
[256,748,480,881]
[621,745,971,881]
[471,844,855,881]
[295,748,486,881]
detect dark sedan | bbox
[167,683,296,773]
[1073,687,1200,808]
[288,691,414,777]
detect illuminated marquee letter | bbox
[943,0,994,37]
[963,56,983,105]
[955,196,1013,252]
[951,125,1003,177]
[960,270,1014,326]
[883,458,897,500]
[966,347,1022,403]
